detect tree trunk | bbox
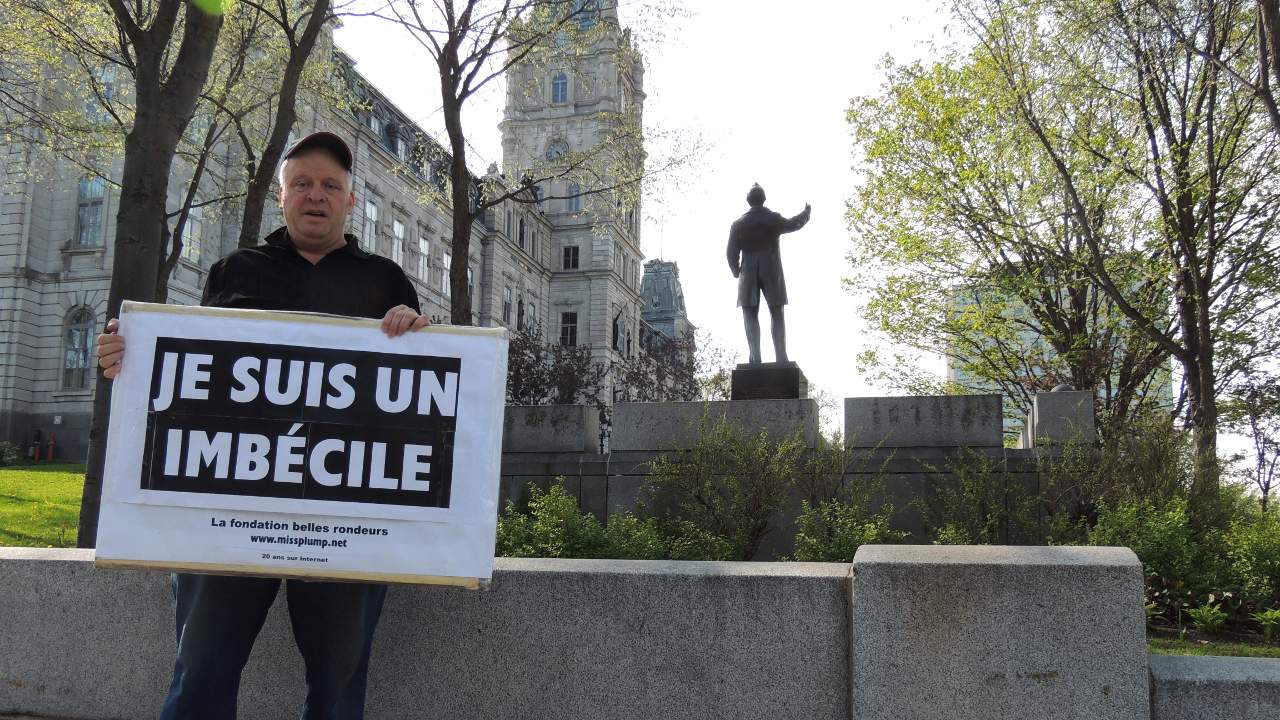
[1178,288,1220,525]
[442,91,475,326]
[237,0,331,248]
[1260,1,1280,134]
[77,2,223,547]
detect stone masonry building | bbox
[638,258,694,347]
[0,5,657,461]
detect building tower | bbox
[500,2,647,385]
[639,259,694,345]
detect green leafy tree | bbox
[852,0,1280,519]
[0,0,227,546]
[848,51,1170,441]
[1146,0,1280,139]
[1,1,344,543]
[962,0,1280,515]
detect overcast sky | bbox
[334,1,953,410]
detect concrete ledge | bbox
[611,399,819,451]
[1150,655,1280,719]
[845,395,1003,448]
[0,548,851,720]
[850,545,1149,720]
[503,404,598,453]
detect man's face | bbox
[278,150,355,253]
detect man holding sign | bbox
[97,131,427,720]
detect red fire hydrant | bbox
[45,432,55,462]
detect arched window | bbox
[62,307,95,390]
[545,139,569,161]
[551,73,569,104]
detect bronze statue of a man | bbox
[726,184,811,364]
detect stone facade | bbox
[0,11,649,462]
[500,5,648,374]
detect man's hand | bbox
[97,318,125,380]
[381,305,430,337]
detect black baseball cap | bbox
[283,131,353,172]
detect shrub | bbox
[0,441,18,466]
[496,482,609,559]
[641,417,806,560]
[1224,510,1280,607]
[1144,601,1160,625]
[660,520,734,561]
[791,498,905,562]
[1186,602,1228,634]
[496,480,734,560]
[1251,608,1280,640]
[918,448,1040,545]
[1093,412,1195,505]
[1039,413,1229,532]
[1088,499,1214,587]
[600,513,667,560]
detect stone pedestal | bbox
[730,362,808,400]
[1029,390,1096,448]
[844,394,1003,448]
[611,399,820,451]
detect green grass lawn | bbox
[1149,636,1280,659]
[0,463,84,547]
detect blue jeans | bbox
[158,573,387,720]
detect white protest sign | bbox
[94,301,508,587]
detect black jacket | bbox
[201,227,420,318]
